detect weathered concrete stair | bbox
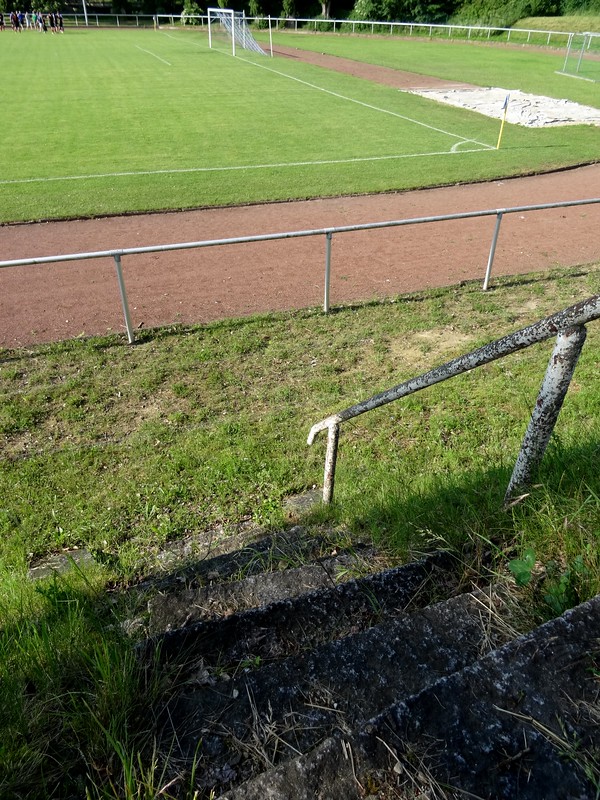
[158,587,508,794]
[146,540,378,635]
[138,527,600,798]
[142,545,455,667]
[220,594,600,800]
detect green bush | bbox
[314,14,335,27]
[249,0,269,25]
[562,0,600,12]
[180,0,203,23]
[348,0,456,24]
[280,0,296,17]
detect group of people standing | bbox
[0,10,65,32]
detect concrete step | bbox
[146,545,378,634]
[137,525,350,595]
[140,550,456,669]
[157,586,513,796]
[221,593,600,800]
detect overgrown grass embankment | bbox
[517,15,600,33]
[1,266,600,797]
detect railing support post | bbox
[324,231,333,313]
[113,254,135,344]
[323,423,340,504]
[483,211,503,291]
[505,324,587,503]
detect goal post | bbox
[559,32,600,83]
[207,7,267,57]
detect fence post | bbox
[482,211,503,291]
[323,423,340,504]
[324,232,333,312]
[113,254,135,344]
[505,324,587,502]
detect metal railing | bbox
[1,197,598,345]
[268,16,579,47]
[69,12,592,50]
[308,294,600,505]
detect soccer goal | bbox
[207,8,267,57]
[558,32,600,82]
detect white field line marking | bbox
[135,45,172,66]
[0,148,491,186]
[162,32,494,150]
[236,53,494,149]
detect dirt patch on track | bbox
[0,44,598,349]
[272,43,477,89]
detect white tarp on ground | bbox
[407,86,600,127]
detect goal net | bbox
[207,8,266,57]
[559,32,600,83]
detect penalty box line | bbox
[0,148,493,187]
[163,31,494,151]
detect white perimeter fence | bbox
[1,197,599,345]
[61,12,599,51]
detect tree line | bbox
[3,0,596,37]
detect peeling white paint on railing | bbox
[1,198,598,345]
[308,295,600,505]
[504,324,587,502]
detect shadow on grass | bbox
[308,436,600,562]
[1,435,598,798]
[0,570,165,800]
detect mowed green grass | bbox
[265,29,600,106]
[1,26,598,223]
[2,266,599,575]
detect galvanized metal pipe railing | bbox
[308,295,600,505]
[113,254,135,344]
[0,197,598,343]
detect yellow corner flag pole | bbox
[496,94,510,150]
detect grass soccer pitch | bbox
[1,27,598,223]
